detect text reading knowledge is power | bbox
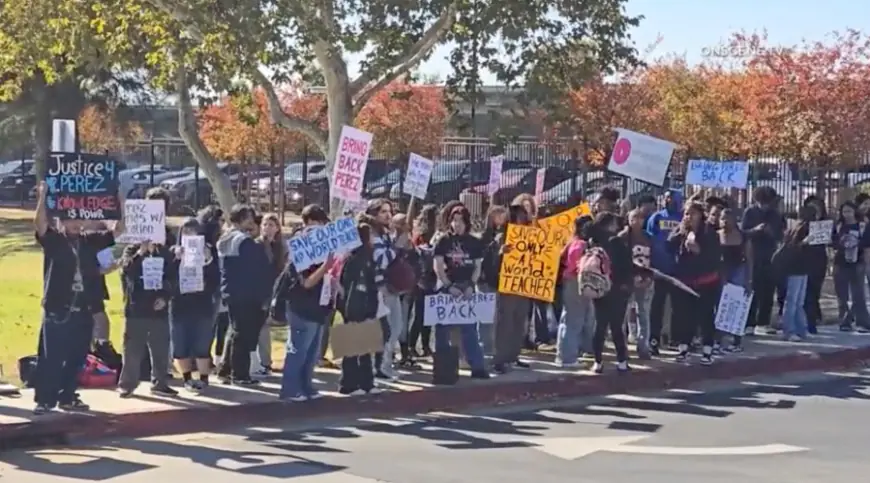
[45,153,120,220]
[289,217,362,271]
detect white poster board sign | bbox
[332,125,373,202]
[685,159,749,189]
[534,168,546,201]
[179,235,205,294]
[142,257,165,291]
[607,128,676,187]
[714,283,754,336]
[403,153,434,199]
[51,119,76,153]
[423,292,496,326]
[806,220,834,245]
[487,155,504,196]
[118,199,166,245]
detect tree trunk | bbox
[31,74,51,181]
[175,66,237,213]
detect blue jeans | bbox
[835,264,870,328]
[434,324,486,372]
[34,309,94,407]
[782,275,809,337]
[556,278,595,364]
[280,311,324,399]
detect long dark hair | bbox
[259,213,287,267]
[587,212,618,245]
[414,203,438,242]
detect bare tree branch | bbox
[252,69,329,155]
[349,2,459,117]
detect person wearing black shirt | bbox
[802,196,828,334]
[741,186,785,335]
[831,202,870,333]
[432,204,489,379]
[492,204,533,373]
[32,181,126,415]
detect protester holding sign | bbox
[718,207,753,351]
[802,196,829,334]
[667,202,722,366]
[432,203,489,379]
[831,202,870,333]
[216,204,273,386]
[32,180,126,415]
[116,188,177,398]
[775,207,815,341]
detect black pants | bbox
[340,350,374,394]
[218,302,266,380]
[672,282,718,347]
[592,290,630,363]
[649,280,674,345]
[532,301,552,344]
[34,310,93,407]
[407,288,432,354]
[214,311,230,356]
[747,262,776,328]
[805,264,826,330]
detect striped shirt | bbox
[372,233,397,287]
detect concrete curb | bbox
[2,346,869,451]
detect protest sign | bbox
[329,319,384,359]
[180,235,206,267]
[497,223,561,302]
[487,155,504,196]
[403,153,434,199]
[142,257,165,291]
[118,200,166,245]
[423,292,496,326]
[536,202,592,247]
[51,119,76,153]
[806,219,834,245]
[607,128,676,186]
[714,283,754,335]
[45,153,120,220]
[534,168,546,202]
[288,216,362,271]
[332,125,373,202]
[685,159,749,189]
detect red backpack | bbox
[577,246,612,299]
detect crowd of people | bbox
[28,178,870,414]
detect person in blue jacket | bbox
[645,189,683,355]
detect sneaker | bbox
[514,360,531,369]
[712,344,723,356]
[591,362,604,374]
[754,326,768,336]
[33,404,51,415]
[470,370,491,379]
[367,387,384,395]
[675,350,689,363]
[117,387,134,398]
[59,396,90,411]
[764,326,778,335]
[700,354,713,366]
[840,324,854,332]
[284,395,308,402]
[857,326,870,334]
[253,367,270,377]
[307,392,324,400]
[788,334,803,342]
[345,389,366,396]
[151,384,179,397]
[233,378,261,386]
[616,361,631,372]
[184,380,204,393]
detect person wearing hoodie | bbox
[802,196,828,334]
[169,218,220,392]
[741,186,785,335]
[619,208,654,359]
[645,189,682,354]
[216,203,273,386]
[667,201,722,366]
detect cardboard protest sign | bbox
[536,202,592,247]
[403,153,434,199]
[45,153,120,220]
[607,128,676,187]
[118,200,166,245]
[329,319,384,358]
[806,219,834,245]
[497,223,561,302]
[423,292,496,326]
[714,283,754,335]
[487,155,504,195]
[685,159,749,189]
[332,125,373,202]
[288,216,362,271]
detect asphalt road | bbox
[2,369,869,482]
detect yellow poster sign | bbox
[536,202,592,247]
[497,223,561,302]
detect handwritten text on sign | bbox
[118,200,166,245]
[403,153,434,199]
[685,159,749,189]
[332,126,373,202]
[536,202,592,247]
[497,224,561,302]
[806,219,834,245]
[45,153,120,220]
[423,292,496,326]
[288,217,362,271]
[488,155,504,196]
[714,283,754,336]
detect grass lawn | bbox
[0,208,288,382]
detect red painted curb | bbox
[2,346,869,451]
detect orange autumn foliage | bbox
[354,83,448,159]
[77,105,145,153]
[198,88,326,161]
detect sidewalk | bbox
[1,327,869,451]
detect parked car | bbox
[0,160,36,201]
[365,169,401,198]
[161,163,272,215]
[466,166,571,207]
[389,159,532,206]
[123,166,193,198]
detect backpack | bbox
[577,246,612,299]
[385,248,417,294]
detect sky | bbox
[345,0,870,84]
